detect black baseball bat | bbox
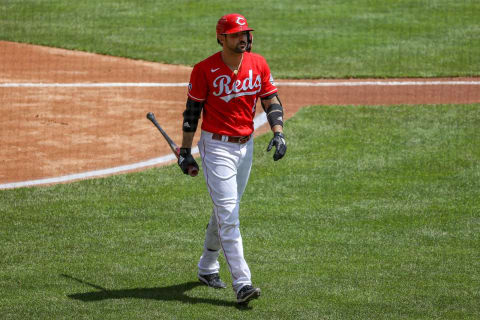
[146,112,198,177]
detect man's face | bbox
[221,31,248,53]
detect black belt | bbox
[212,133,252,144]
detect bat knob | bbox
[146,112,154,120]
[188,165,199,177]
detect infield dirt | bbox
[1,40,479,186]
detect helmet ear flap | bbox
[246,32,253,52]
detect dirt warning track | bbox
[1,41,479,188]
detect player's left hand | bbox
[267,132,287,161]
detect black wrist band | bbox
[179,148,191,156]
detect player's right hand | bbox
[178,148,199,175]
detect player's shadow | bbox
[61,274,247,309]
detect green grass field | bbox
[1,0,480,319]
[1,105,479,319]
[1,0,479,78]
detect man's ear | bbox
[217,35,225,46]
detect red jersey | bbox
[187,51,278,136]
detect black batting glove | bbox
[267,132,287,161]
[178,148,199,174]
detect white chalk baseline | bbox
[1,79,479,189]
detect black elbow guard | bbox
[183,99,203,132]
[266,103,284,128]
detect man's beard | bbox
[234,42,247,53]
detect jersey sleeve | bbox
[187,64,208,102]
[259,58,278,98]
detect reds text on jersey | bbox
[187,51,278,136]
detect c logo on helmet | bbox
[236,17,246,25]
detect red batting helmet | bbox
[216,13,254,35]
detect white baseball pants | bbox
[197,130,254,293]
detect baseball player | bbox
[177,13,287,304]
